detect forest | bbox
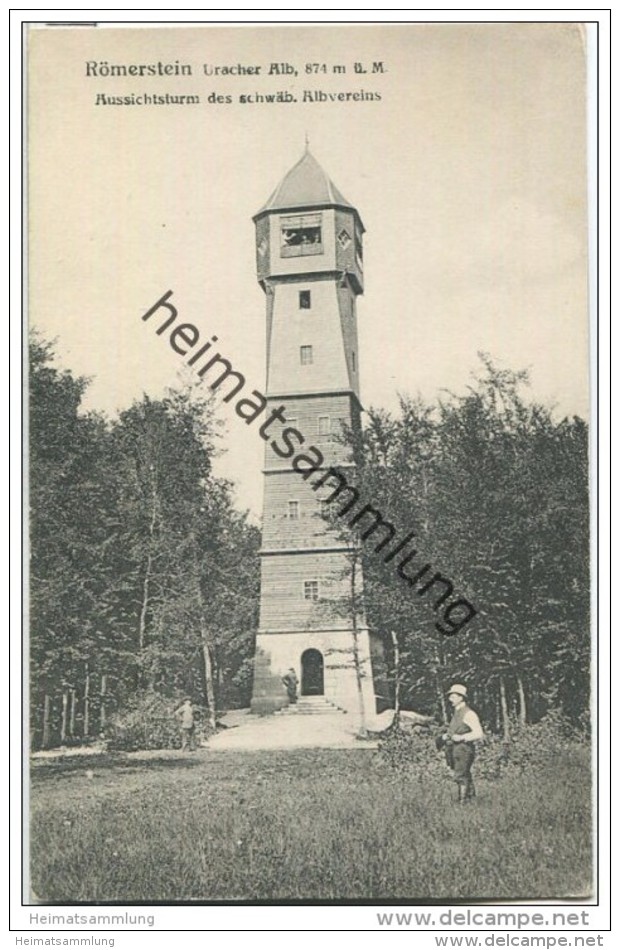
[29,333,260,749]
[347,354,590,734]
[29,336,590,748]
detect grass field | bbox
[30,746,591,902]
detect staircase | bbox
[275,696,345,716]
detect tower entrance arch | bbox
[301,648,324,696]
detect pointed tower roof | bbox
[254,149,364,230]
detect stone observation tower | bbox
[250,149,387,718]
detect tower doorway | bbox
[301,649,324,696]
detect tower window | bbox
[300,345,313,365]
[304,580,319,602]
[281,214,323,257]
[288,501,299,521]
[352,351,356,370]
[318,416,331,436]
[299,290,311,309]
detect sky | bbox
[28,23,589,518]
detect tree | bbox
[110,385,260,720]
[29,334,122,745]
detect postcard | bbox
[22,18,600,928]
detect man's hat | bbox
[447,683,467,698]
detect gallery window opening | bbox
[281,214,323,257]
[299,290,311,309]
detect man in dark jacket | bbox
[282,668,299,704]
[439,684,484,803]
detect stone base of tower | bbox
[250,628,388,721]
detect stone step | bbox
[298,699,334,706]
[276,698,345,716]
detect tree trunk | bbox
[499,676,510,740]
[433,648,448,723]
[138,464,159,664]
[60,691,69,745]
[350,555,367,737]
[138,554,152,654]
[436,680,448,724]
[191,531,217,731]
[83,666,90,738]
[69,688,76,736]
[200,624,217,730]
[516,674,527,727]
[100,674,108,733]
[390,630,401,726]
[42,694,51,749]
[215,656,224,708]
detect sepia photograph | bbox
[24,20,595,911]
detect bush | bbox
[106,690,213,752]
[479,711,587,779]
[378,711,590,783]
[378,724,446,782]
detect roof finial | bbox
[304,131,310,153]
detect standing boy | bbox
[441,684,484,802]
[175,697,195,752]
